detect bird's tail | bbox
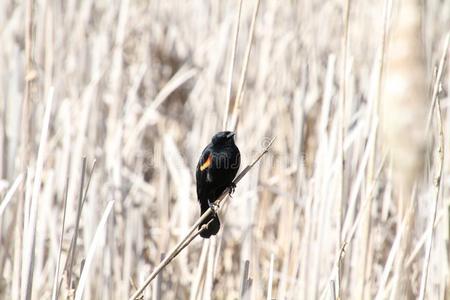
[198,202,220,238]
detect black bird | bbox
[196,131,241,238]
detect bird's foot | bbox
[228,182,236,196]
[208,199,219,215]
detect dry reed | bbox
[0,0,449,299]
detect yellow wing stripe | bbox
[200,154,212,171]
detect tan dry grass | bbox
[0,0,450,299]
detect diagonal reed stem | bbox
[129,137,275,300]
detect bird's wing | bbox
[196,147,212,202]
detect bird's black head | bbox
[211,131,236,145]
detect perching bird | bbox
[195,131,241,238]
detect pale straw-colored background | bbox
[1,0,449,299]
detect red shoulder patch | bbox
[200,154,212,171]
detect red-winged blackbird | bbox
[196,131,241,238]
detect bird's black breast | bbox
[196,142,240,204]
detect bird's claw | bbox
[208,199,219,215]
[228,182,236,196]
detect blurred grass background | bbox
[0,0,450,299]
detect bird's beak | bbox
[226,132,236,139]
